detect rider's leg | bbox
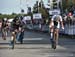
[54,29,56,41]
[17,28,24,44]
[52,29,57,49]
[55,29,59,45]
[21,30,24,43]
[50,28,53,40]
[16,32,21,41]
[11,32,16,41]
[10,31,15,47]
[15,29,18,40]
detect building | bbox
[47,0,62,9]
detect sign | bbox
[22,16,31,24]
[23,16,31,21]
[8,18,13,22]
[33,13,42,19]
[49,9,60,15]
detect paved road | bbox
[0,30,75,57]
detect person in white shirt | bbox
[49,14,64,45]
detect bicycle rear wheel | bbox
[52,40,56,49]
[12,38,15,49]
[10,32,16,49]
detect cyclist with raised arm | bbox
[10,16,22,49]
[49,14,64,49]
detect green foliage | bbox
[12,13,17,15]
[62,2,66,10]
[0,14,16,19]
[39,7,48,19]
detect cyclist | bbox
[10,16,22,49]
[49,14,64,49]
[16,16,25,44]
[2,18,8,40]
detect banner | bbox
[8,18,13,22]
[49,9,60,15]
[33,13,42,19]
[23,16,31,21]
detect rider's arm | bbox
[49,19,54,29]
[49,15,55,28]
[60,16,64,29]
[61,21,64,29]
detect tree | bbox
[12,12,16,15]
[0,13,2,15]
[52,0,58,9]
[21,9,24,13]
[39,0,44,8]
[27,7,31,14]
[39,7,48,19]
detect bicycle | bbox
[51,28,58,49]
[10,31,16,49]
[10,28,23,49]
[50,25,64,49]
[49,15,64,49]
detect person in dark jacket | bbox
[11,16,24,44]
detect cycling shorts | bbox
[50,22,60,29]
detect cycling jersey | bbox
[51,15,63,29]
[11,18,21,31]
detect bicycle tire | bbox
[11,39,15,49]
[10,35,15,49]
[51,40,56,49]
[51,39,54,48]
[53,40,56,49]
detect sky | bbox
[0,0,47,14]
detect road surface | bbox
[0,30,75,57]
